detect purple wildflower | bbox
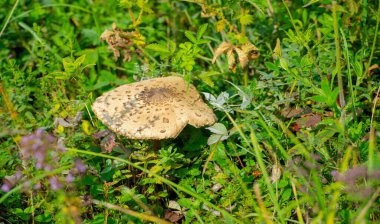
[34,182,41,190]
[74,160,86,174]
[19,128,66,171]
[66,173,75,183]
[1,171,24,192]
[49,176,63,191]
[1,184,11,192]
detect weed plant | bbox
[0,0,379,223]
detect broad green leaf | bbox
[310,95,327,103]
[265,62,278,71]
[279,58,289,71]
[207,123,228,135]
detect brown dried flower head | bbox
[212,41,259,73]
[100,23,145,62]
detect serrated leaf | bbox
[168,39,176,53]
[197,39,210,44]
[239,14,254,25]
[146,43,170,53]
[199,76,214,87]
[74,54,86,67]
[199,71,220,87]
[184,31,197,43]
[197,24,208,40]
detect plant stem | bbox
[0,0,19,38]
[367,0,380,77]
[332,1,345,109]
[340,28,356,121]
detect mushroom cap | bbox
[92,76,217,140]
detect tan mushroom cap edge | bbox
[92,76,217,140]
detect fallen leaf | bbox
[368,64,379,76]
[293,114,321,131]
[164,210,183,223]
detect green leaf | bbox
[146,43,170,53]
[207,123,228,135]
[310,95,327,103]
[198,71,220,87]
[321,78,331,95]
[74,54,86,67]
[196,24,208,40]
[168,39,177,53]
[197,39,210,44]
[279,58,289,71]
[178,198,193,208]
[239,14,254,25]
[184,31,197,44]
[281,188,292,201]
[265,62,278,71]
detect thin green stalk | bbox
[243,68,249,87]
[223,110,254,156]
[67,148,243,223]
[332,1,345,109]
[255,111,290,160]
[249,127,285,224]
[367,0,380,77]
[369,87,380,171]
[355,187,380,223]
[0,0,19,38]
[340,28,356,121]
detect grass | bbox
[0,0,379,223]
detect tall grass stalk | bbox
[332,1,346,109]
[0,0,19,37]
[367,0,380,77]
[249,127,285,223]
[340,29,356,121]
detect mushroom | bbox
[92,76,217,141]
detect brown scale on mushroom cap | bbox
[92,76,217,140]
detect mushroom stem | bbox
[152,140,161,151]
